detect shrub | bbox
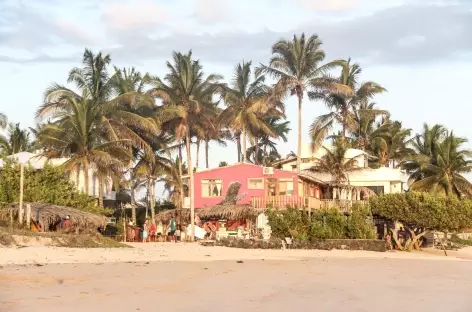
[0,158,111,215]
[369,192,472,250]
[211,237,385,252]
[267,205,377,241]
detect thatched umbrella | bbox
[197,204,264,220]
[155,209,190,223]
[0,202,107,230]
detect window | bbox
[366,186,384,196]
[202,179,223,197]
[279,178,294,196]
[248,178,264,190]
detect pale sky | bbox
[1,0,471,200]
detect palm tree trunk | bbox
[185,128,195,241]
[242,127,247,163]
[98,176,104,208]
[150,179,156,223]
[130,186,136,225]
[195,139,200,169]
[178,143,184,210]
[254,137,260,165]
[297,95,302,173]
[205,140,209,169]
[76,165,80,192]
[84,161,90,196]
[236,131,242,162]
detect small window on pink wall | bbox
[202,179,223,197]
[248,178,264,189]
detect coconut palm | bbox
[309,139,362,183]
[246,116,290,165]
[257,33,351,172]
[368,119,413,168]
[0,123,31,156]
[402,124,472,197]
[148,50,222,240]
[135,134,173,221]
[219,61,282,163]
[36,92,133,195]
[309,59,386,145]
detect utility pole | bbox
[19,163,24,225]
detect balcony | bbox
[251,196,366,213]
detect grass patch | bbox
[0,226,130,248]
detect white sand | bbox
[2,257,472,312]
[1,242,472,266]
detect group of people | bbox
[140,215,177,243]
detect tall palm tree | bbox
[257,33,351,172]
[402,124,472,197]
[149,51,222,240]
[309,59,386,145]
[350,102,390,150]
[219,61,281,163]
[0,123,31,156]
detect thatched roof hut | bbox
[0,203,107,229]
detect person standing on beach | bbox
[142,220,149,243]
[168,215,176,243]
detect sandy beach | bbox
[2,243,472,311]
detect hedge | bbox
[212,237,386,252]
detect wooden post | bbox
[19,163,24,225]
[26,204,31,229]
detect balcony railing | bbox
[251,196,366,212]
[251,196,320,210]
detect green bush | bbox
[267,204,377,241]
[212,237,385,252]
[0,158,111,215]
[369,192,472,250]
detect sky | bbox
[1,0,471,199]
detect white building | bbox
[273,143,408,195]
[0,152,116,200]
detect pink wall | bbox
[192,163,299,208]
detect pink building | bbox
[183,163,324,209]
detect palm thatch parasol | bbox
[0,202,107,229]
[154,209,190,223]
[197,204,263,220]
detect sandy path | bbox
[1,258,472,312]
[1,242,471,266]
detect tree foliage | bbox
[0,158,110,215]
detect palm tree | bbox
[309,139,362,184]
[219,61,280,163]
[36,92,133,195]
[0,113,7,129]
[246,116,290,165]
[350,102,390,150]
[37,49,157,195]
[309,59,386,145]
[149,51,222,240]
[368,119,412,168]
[402,124,472,197]
[135,134,172,221]
[257,33,351,172]
[0,123,31,156]
[160,156,188,208]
